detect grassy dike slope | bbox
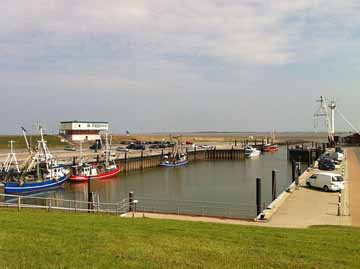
[0,209,359,268]
[0,135,69,150]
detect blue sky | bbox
[0,0,359,134]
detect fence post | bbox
[48,199,52,212]
[17,196,21,211]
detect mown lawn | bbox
[0,209,359,268]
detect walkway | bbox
[347,147,360,226]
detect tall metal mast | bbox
[314,96,335,143]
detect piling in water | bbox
[256,178,262,216]
[272,170,277,201]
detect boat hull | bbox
[4,175,68,194]
[160,160,189,167]
[69,167,121,182]
[245,152,261,158]
[263,145,279,152]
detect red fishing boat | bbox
[69,133,121,182]
[69,163,121,182]
[262,144,279,152]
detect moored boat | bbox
[160,154,188,167]
[69,164,121,182]
[245,145,261,158]
[2,126,69,194]
[262,144,279,152]
[69,133,121,182]
[160,135,188,167]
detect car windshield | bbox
[332,176,343,182]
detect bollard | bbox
[128,191,134,212]
[272,170,277,201]
[256,178,262,216]
[337,202,341,216]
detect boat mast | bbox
[2,140,20,173]
[21,127,32,154]
[105,132,109,167]
[79,140,83,165]
[314,96,334,143]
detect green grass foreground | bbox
[0,209,359,268]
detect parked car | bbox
[306,172,344,192]
[89,141,102,150]
[318,158,336,171]
[116,146,129,152]
[323,151,344,162]
[126,143,145,150]
[335,147,344,154]
[149,144,160,149]
[64,146,76,151]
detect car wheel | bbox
[306,182,311,188]
[323,185,329,192]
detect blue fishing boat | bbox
[160,135,188,168]
[4,173,68,194]
[160,159,189,167]
[1,126,69,194]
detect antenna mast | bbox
[314,96,335,143]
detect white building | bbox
[59,121,109,141]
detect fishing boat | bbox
[160,153,188,167]
[69,133,121,182]
[244,145,261,158]
[262,144,279,152]
[2,126,69,194]
[262,130,279,152]
[160,135,188,167]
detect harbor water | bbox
[19,146,295,219]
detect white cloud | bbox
[1,0,359,66]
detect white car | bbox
[306,172,344,192]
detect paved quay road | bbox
[347,147,360,226]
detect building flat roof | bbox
[60,121,109,124]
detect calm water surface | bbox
[29,147,296,218]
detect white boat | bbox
[245,145,261,158]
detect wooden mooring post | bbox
[272,170,277,201]
[128,191,134,212]
[256,178,262,216]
